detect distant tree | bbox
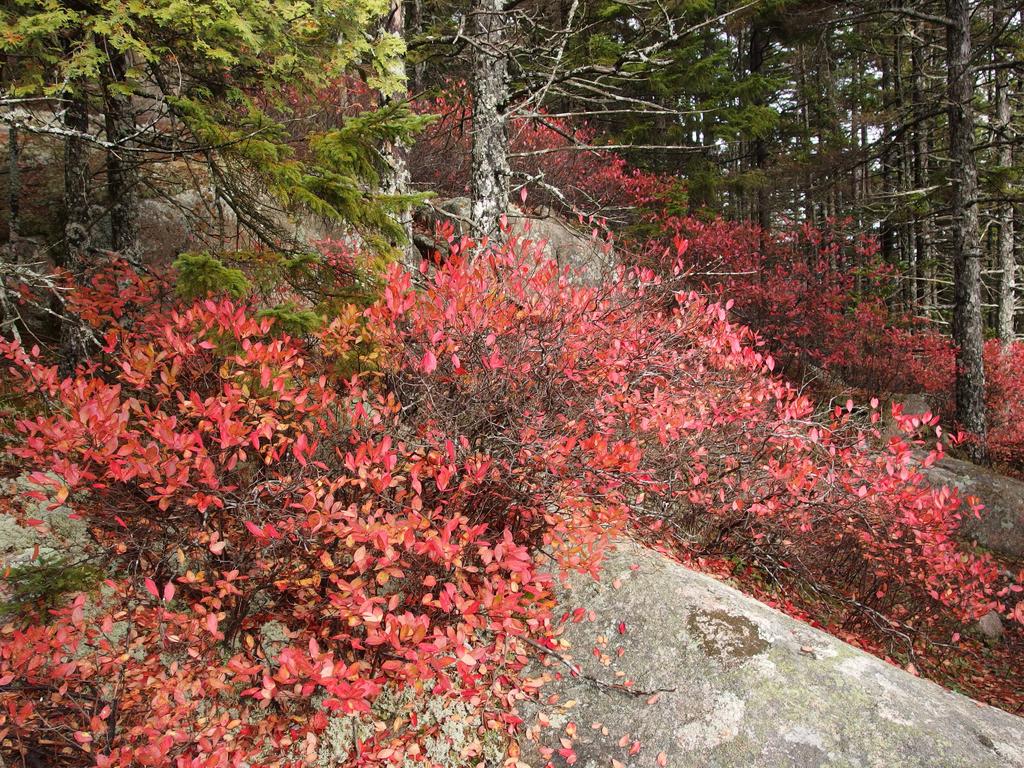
[993,7,1018,345]
[946,0,987,461]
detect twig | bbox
[522,637,676,698]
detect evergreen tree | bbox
[1,0,428,369]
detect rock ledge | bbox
[520,540,1024,768]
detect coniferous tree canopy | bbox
[1,0,429,245]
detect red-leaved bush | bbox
[634,216,908,386]
[0,227,1020,765]
[635,215,1024,471]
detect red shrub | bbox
[634,215,1024,470]
[0,229,1020,765]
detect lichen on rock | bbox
[309,683,509,768]
[0,474,90,567]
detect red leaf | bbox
[421,350,437,374]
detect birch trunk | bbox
[995,29,1015,346]
[469,0,510,238]
[381,0,417,268]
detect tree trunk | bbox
[946,0,987,461]
[895,15,917,310]
[7,125,19,243]
[469,0,510,238]
[1,124,21,341]
[995,27,1015,346]
[689,33,718,216]
[749,19,770,236]
[58,92,92,377]
[407,0,425,93]
[880,51,895,267]
[381,1,417,268]
[911,21,932,315]
[103,51,141,264]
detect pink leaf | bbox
[421,350,437,374]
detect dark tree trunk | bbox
[911,21,932,314]
[880,51,896,267]
[103,51,141,264]
[946,0,987,461]
[749,19,770,235]
[689,33,718,216]
[1,124,20,341]
[469,0,510,238]
[58,92,92,377]
[407,0,425,93]
[895,16,916,309]
[7,125,19,243]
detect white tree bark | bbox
[381,0,417,269]
[995,30,1015,346]
[469,0,510,239]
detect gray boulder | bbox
[926,455,1024,560]
[513,210,614,284]
[139,188,344,263]
[414,198,614,282]
[519,540,1024,768]
[976,611,1005,645]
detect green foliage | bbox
[256,303,323,337]
[0,556,102,619]
[173,253,252,300]
[290,104,435,246]
[0,0,401,99]
[1,0,425,244]
[205,246,385,311]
